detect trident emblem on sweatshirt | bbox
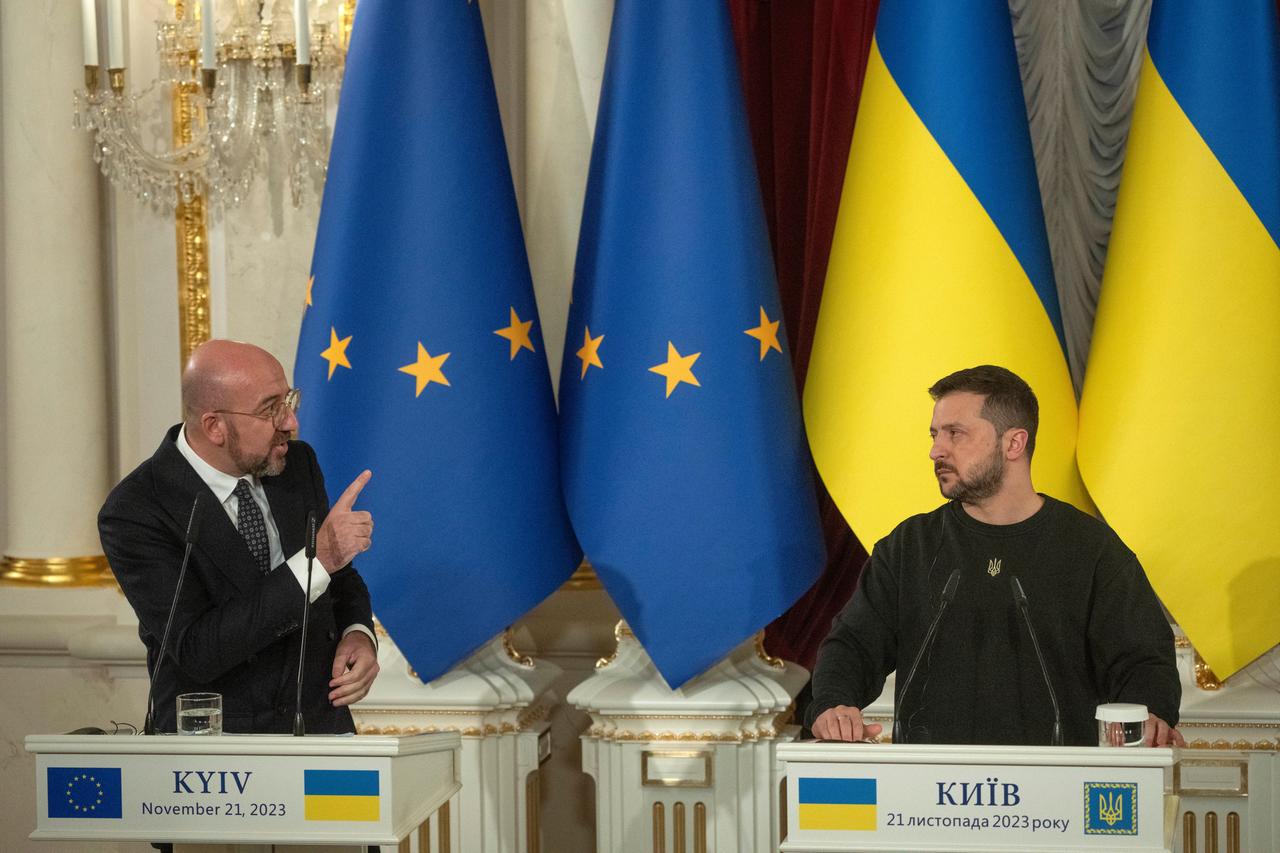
[987,558,1002,577]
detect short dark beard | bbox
[939,444,1005,503]
[226,421,287,478]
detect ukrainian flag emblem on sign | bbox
[303,769,380,822]
[798,777,877,831]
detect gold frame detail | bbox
[172,75,212,368]
[1,555,114,587]
[503,627,535,668]
[755,631,784,669]
[1173,758,1249,798]
[641,750,713,788]
[1193,651,1223,691]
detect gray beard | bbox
[227,423,287,478]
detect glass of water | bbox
[176,692,223,736]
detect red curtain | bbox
[728,0,880,669]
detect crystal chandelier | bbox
[73,0,354,214]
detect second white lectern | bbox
[777,742,1173,853]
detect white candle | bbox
[201,0,216,70]
[106,0,125,69]
[294,0,310,66]
[81,0,99,66]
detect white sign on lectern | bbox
[777,742,1173,852]
[26,731,460,847]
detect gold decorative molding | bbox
[503,627,535,668]
[1181,721,1280,729]
[754,631,784,669]
[596,619,635,669]
[652,802,665,853]
[1,555,114,587]
[1184,738,1278,751]
[1193,651,1223,691]
[171,76,211,368]
[437,799,450,853]
[693,802,707,853]
[562,557,603,591]
[673,801,686,853]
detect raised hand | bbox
[316,470,373,574]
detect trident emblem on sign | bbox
[1098,791,1124,826]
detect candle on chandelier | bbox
[81,0,99,67]
[201,0,216,70]
[294,0,310,66]
[106,0,125,69]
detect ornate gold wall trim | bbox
[1184,739,1277,751]
[1,555,114,587]
[171,78,211,368]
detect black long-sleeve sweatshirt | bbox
[806,496,1181,746]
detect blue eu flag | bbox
[558,0,826,687]
[47,767,122,819]
[295,0,581,682]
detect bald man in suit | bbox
[100,340,379,734]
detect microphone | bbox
[893,567,961,744]
[1010,575,1063,746]
[145,492,203,735]
[293,509,318,737]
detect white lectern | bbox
[777,742,1173,853]
[26,731,460,849]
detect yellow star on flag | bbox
[320,327,352,380]
[649,341,701,398]
[305,274,314,307]
[744,306,782,360]
[577,326,604,379]
[494,307,535,360]
[398,342,451,396]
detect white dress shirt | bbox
[177,426,375,647]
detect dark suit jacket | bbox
[99,425,374,734]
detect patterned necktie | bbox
[233,479,271,575]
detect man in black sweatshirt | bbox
[807,365,1183,747]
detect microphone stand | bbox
[293,510,318,737]
[893,567,961,744]
[1010,575,1064,746]
[145,493,203,736]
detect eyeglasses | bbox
[212,387,301,429]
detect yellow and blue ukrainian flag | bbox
[557,0,825,688]
[804,0,1091,548]
[303,769,380,822]
[295,0,581,682]
[798,777,877,831]
[1078,0,1280,678]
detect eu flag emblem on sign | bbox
[1083,782,1137,835]
[797,777,877,831]
[46,767,122,819]
[557,0,825,688]
[294,0,581,683]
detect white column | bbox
[570,625,809,853]
[0,0,112,582]
[523,0,613,394]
